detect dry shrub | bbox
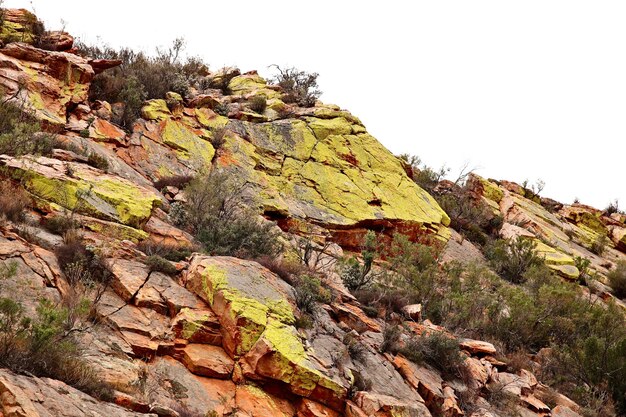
[0,180,29,222]
[136,240,192,262]
[270,65,321,107]
[153,175,195,192]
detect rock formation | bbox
[0,8,623,417]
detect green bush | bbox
[293,275,331,315]
[44,215,79,235]
[486,236,544,283]
[54,240,112,287]
[398,154,449,193]
[176,171,282,259]
[270,65,321,107]
[0,297,111,398]
[608,261,626,299]
[343,333,366,362]
[436,190,501,245]
[136,240,192,262]
[380,325,402,354]
[0,97,53,157]
[591,235,609,256]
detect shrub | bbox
[608,261,626,299]
[214,102,229,116]
[354,286,412,318]
[349,370,372,397]
[293,275,331,315]
[177,171,282,259]
[343,333,366,362]
[249,95,267,113]
[339,231,377,291]
[270,65,321,107]
[0,97,52,157]
[136,240,192,262]
[44,215,79,235]
[209,127,227,150]
[380,325,402,354]
[255,256,306,285]
[436,189,501,245]
[604,199,621,215]
[54,241,112,286]
[0,180,30,222]
[209,67,238,95]
[590,235,609,256]
[86,153,109,171]
[486,236,544,283]
[145,255,178,276]
[0,297,112,399]
[398,154,449,193]
[401,332,465,379]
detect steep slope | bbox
[0,8,622,417]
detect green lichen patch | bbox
[159,119,215,164]
[3,156,160,228]
[141,99,171,121]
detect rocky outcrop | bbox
[0,9,614,416]
[469,173,626,295]
[0,42,93,125]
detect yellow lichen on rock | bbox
[1,156,160,228]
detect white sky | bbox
[4,0,625,210]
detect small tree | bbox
[270,65,321,107]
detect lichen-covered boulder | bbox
[216,114,450,247]
[1,155,161,228]
[185,255,348,410]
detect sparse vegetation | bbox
[605,199,622,215]
[76,38,209,129]
[86,153,109,171]
[209,127,227,150]
[173,170,282,259]
[54,239,112,287]
[293,274,331,315]
[136,240,192,262]
[343,333,366,362]
[339,231,378,291]
[402,332,465,379]
[0,94,53,157]
[270,65,321,107]
[44,215,79,235]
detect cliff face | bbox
[0,8,623,417]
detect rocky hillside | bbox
[0,8,624,417]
